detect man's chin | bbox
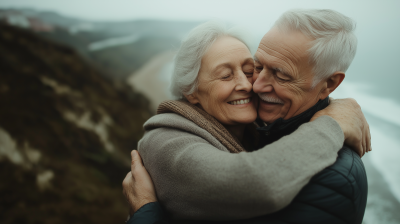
[258,112,280,124]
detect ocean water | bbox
[331,82,400,203]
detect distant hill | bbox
[0,8,200,80]
[0,23,153,224]
[43,19,200,80]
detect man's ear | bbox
[184,93,200,105]
[319,71,345,99]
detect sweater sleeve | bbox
[138,115,344,221]
[242,146,368,224]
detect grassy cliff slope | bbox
[0,24,152,224]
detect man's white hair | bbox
[170,21,252,99]
[274,9,357,86]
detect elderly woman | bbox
[123,19,369,224]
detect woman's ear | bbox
[319,72,345,100]
[184,93,200,105]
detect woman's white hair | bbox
[170,21,252,99]
[274,9,357,86]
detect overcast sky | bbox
[1,1,399,48]
[1,0,399,39]
[1,0,399,28]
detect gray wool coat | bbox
[138,114,344,221]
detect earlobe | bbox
[318,72,345,100]
[184,93,200,105]
[327,72,345,94]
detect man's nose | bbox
[253,71,273,94]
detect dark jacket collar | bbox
[256,97,329,147]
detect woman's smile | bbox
[227,97,252,106]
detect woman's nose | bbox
[235,73,253,92]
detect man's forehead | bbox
[255,52,294,77]
[253,51,271,66]
[256,33,311,67]
[253,51,273,65]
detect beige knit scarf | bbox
[157,100,246,153]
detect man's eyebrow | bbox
[254,55,293,79]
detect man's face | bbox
[253,27,327,124]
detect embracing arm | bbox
[128,98,370,221]
[139,115,343,220]
[123,150,169,224]
[243,146,368,224]
[312,98,371,157]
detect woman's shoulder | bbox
[143,113,193,131]
[143,113,214,138]
[139,113,228,153]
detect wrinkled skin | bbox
[253,28,332,124]
[252,27,370,157]
[312,97,371,157]
[122,150,157,215]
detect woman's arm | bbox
[124,147,368,224]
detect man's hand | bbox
[122,150,157,215]
[311,98,371,157]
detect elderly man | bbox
[123,9,368,224]
[249,9,368,223]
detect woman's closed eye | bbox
[244,71,253,77]
[255,66,263,73]
[243,64,254,77]
[221,74,232,80]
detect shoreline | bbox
[127,50,176,113]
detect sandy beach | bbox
[127,51,176,113]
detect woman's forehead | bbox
[203,39,252,68]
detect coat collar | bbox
[256,97,329,146]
